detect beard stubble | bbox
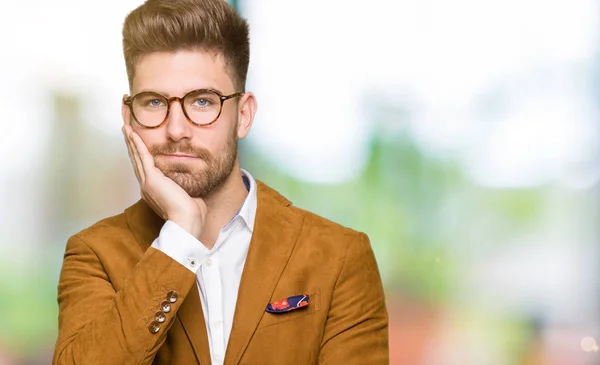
[150,125,239,198]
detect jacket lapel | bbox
[125,199,211,364]
[178,284,212,365]
[224,181,304,365]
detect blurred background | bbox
[1,0,599,364]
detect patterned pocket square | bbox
[266,294,310,313]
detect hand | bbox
[122,124,206,239]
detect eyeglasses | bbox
[123,89,244,129]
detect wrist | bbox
[169,215,203,239]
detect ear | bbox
[236,92,257,139]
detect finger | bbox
[122,126,142,183]
[124,126,144,183]
[130,130,156,179]
[124,126,145,183]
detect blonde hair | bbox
[122,0,250,91]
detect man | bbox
[53,0,388,364]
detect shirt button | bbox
[188,258,197,268]
[148,321,160,334]
[205,258,213,266]
[167,290,179,303]
[161,301,172,313]
[214,320,222,329]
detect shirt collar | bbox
[233,169,257,232]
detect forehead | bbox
[132,50,235,96]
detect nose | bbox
[165,97,193,141]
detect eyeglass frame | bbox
[123,88,245,129]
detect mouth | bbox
[160,153,197,159]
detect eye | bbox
[192,98,212,108]
[148,99,164,107]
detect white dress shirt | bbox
[150,169,257,365]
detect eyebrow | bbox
[135,86,224,97]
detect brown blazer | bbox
[53,181,388,364]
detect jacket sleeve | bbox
[318,232,389,364]
[53,234,197,365]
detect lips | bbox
[159,153,198,160]
[164,153,195,158]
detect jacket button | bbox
[161,300,172,313]
[167,291,179,303]
[148,321,160,334]
[155,311,166,323]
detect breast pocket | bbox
[257,291,322,329]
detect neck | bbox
[199,160,248,248]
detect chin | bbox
[167,168,231,199]
[157,153,236,198]
[167,172,210,198]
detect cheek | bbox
[135,129,160,150]
[201,121,236,151]
[203,132,227,154]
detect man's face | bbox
[122,50,251,198]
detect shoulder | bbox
[290,205,362,242]
[290,206,369,261]
[65,209,142,259]
[257,180,366,252]
[72,212,130,242]
[67,199,160,251]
